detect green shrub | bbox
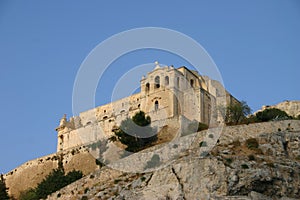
[199,141,207,147]
[245,138,259,149]
[140,177,146,182]
[225,158,233,164]
[248,155,255,161]
[95,159,103,167]
[200,151,209,157]
[255,108,291,122]
[197,123,209,131]
[19,188,38,200]
[65,170,83,184]
[110,111,157,152]
[241,164,249,169]
[266,162,275,168]
[81,196,88,200]
[114,179,121,184]
[231,140,241,147]
[20,168,83,200]
[0,175,9,200]
[182,121,208,136]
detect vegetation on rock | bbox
[245,138,259,150]
[0,175,9,200]
[182,120,209,136]
[255,108,292,122]
[219,101,251,125]
[221,101,298,126]
[109,111,157,152]
[19,167,82,200]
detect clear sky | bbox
[0,1,299,173]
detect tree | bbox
[225,101,251,125]
[0,174,9,200]
[110,111,157,152]
[19,188,38,200]
[19,168,83,200]
[35,168,66,199]
[255,108,291,122]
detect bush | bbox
[110,111,157,152]
[0,175,9,200]
[19,188,38,200]
[199,141,207,147]
[140,176,146,182]
[231,140,241,147]
[241,164,249,169]
[225,158,233,164]
[255,108,291,122]
[197,123,209,131]
[182,121,208,136]
[20,168,83,200]
[200,151,209,157]
[248,155,255,161]
[245,138,259,149]
[35,169,66,198]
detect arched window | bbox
[155,76,160,88]
[155,100,159,111]
[190,79,194,88]
[165,76,169,86]
[177,77,180,88]
[145,83,150,92]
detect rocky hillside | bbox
[45,120,300,200]
[258,100,300,118]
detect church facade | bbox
[55,62,238,151]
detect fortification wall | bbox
[4,146,98,199]
[106,120,300,172]
[217,120,300,145]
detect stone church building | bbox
[55,62,238,152]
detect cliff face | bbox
[46,120,300,200]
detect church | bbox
[55,62,239,152]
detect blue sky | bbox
[0,1,299,173]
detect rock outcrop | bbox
[46,120,300,200]
[259,100,300,117]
